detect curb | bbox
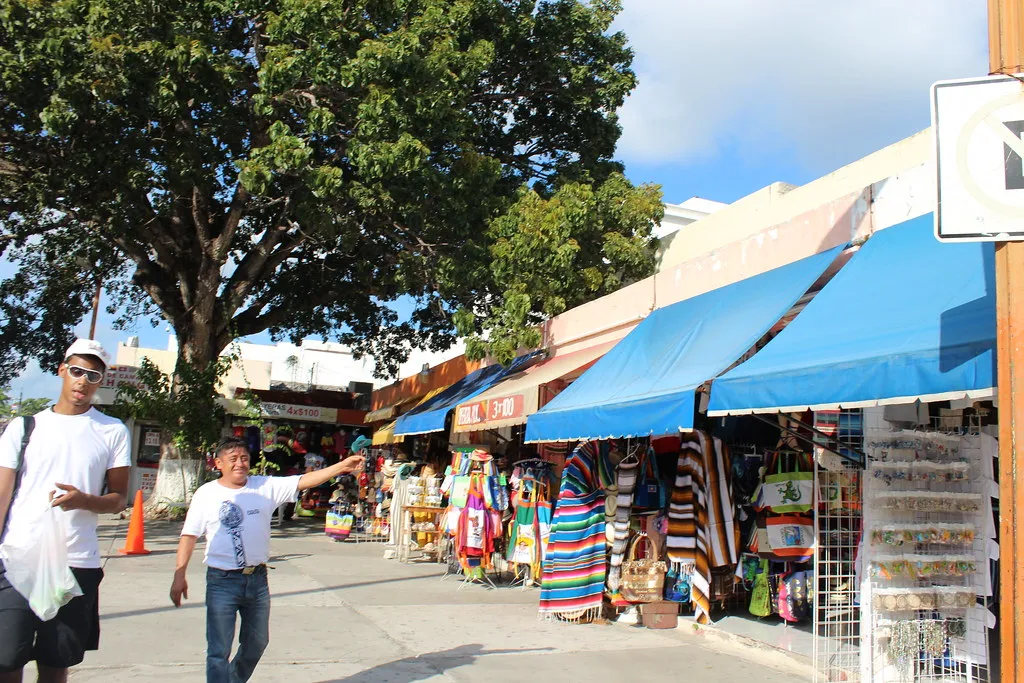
[671,620,816,678]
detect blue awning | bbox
[394,352,544,436]
[523,246,844,443]
[708,214,996,415]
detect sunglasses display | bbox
[67,364,105,385]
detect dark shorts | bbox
[0,563,104,672]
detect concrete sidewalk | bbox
[67,516,811,682]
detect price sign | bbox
[260,402,338,423]
[488,395,524,421]
[455,394,525,428]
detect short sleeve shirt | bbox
[0,408,131,568]
[181,475,301,570]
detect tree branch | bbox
[213,183,250,261]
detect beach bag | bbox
[749,560,772,617]
[448,476,471,508]
[325,508,353,541]
[632,449,666,512]
[760,452,814,514]
[621,533,667,603]
[779,570,811,622]
[764,514,815,562]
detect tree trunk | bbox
[143,327,225,519]
[143,441,206,520]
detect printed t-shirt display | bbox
[0,408,131,568]
[181,475,301,570]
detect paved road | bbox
[64,517,810,682]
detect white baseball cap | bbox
[64,338,111,369]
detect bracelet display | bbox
[872,587,977,612]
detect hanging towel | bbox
[538,441,610,623]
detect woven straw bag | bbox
[620,533,667,603]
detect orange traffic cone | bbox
[119,490,151,555]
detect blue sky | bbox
[13,0,991,401]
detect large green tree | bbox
[0,0,663,384]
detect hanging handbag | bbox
[621,533,668,603]
[748,560,772,617]
[632,448,666,512]
[664,563,692,603]
[781,570,812,622]
[760,451,814,514]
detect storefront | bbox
[508,214,998,683]
[708,215,997,683]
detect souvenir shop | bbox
[227,398,372,520]
[516,215,1001,683]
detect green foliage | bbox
[113,357,231,459]
[0,386,52,423]
[0,0,662,382]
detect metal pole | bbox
[88,278,102,340]
[990,0,1024,680]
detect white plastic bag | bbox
[0,495,82,620]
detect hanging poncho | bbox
[665,431,738,624]
[538,441,613,623]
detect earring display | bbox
[863,428,996,683]
[874,491,982,512]
[870,523,976,547]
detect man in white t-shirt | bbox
[171,437,363,683]
[0,339,131,683]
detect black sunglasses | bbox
[67,364,105,385]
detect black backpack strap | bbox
[16,415,35,471]
[2,415,35,541]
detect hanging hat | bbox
[351,435,372,453]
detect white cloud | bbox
[614,0,989,170]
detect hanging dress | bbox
[538,441,613,623]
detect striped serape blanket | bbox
[538,441,610,623]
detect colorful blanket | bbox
[539,441,611,622]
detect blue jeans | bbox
[205,567,270,683]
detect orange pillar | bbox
[990,0,1024,680]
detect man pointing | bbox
[171,437,363,683]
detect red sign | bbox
[456,394,525,427]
